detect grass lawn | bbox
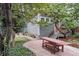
[8,36,35,56]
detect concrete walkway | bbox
[23,40,79,56]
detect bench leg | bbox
[62,46,64,52]
[53,46,56,54]
[42,40,44,47]
[50,45,60,54]
[42,42,43,47]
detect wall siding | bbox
[27,22,40,37]
[40,23,54,37]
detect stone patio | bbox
[23,39,79,56]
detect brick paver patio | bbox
[23,40,79,56]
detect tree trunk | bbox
[48,31,54,37]
[1,3,13,55]
[55,22,63,34]
[71,29,75,35]
[55,22,67,38]
[0,33,4,55]
[0,4,4,56]
[10,29,15,48]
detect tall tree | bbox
[1,3,13,55]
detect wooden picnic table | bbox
[40,37,70,54]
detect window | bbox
[51,19,53,22]
[41,18,45,22]
[46,18,49,22]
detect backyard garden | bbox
[0,3,79,56]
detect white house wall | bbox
[40,23,54,37]
[27,22,40,37]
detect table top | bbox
[41,37,70,45]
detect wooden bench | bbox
[40,37,68,54]
[43,41,60,54]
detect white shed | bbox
[23,13,61,38]
[26,13,54,37]
[27,22,40,37]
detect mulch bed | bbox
[68,43,79,48]
[59,37,79,48]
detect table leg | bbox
[53,45,56,54]
[62,45,64,52]
[42,40,44,47]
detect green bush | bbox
[73,33,79,38]
[8,37,35,56]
